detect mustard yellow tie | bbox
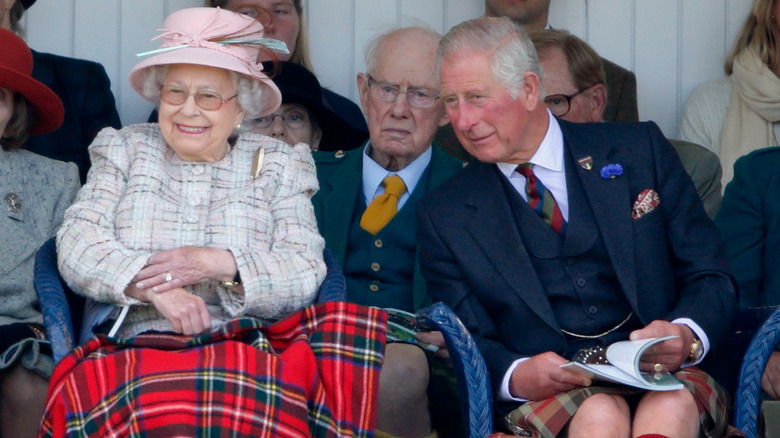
[360,175,407,235]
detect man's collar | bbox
[497,109,563,178]
[362,143,433,200]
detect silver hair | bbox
[138,65,269,123]
[363,26,442,76]
[437,16,543,99]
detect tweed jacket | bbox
[0,148,79,326]
[25,51,121,184]
[418,120,736,394]
[311,144,463,311]
[57,125,326,337]
[716,147,780,307]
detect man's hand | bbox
[630,320,693,372]
[509,351,592,401]
[416,331,450,365]
[149,288,212,335]
[762,352,780,399]
[133,246,237,294]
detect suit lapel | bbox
[320,150,363,264]
[561,122,638,306]
[464,162,560,330]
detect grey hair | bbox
[138,65,270,123]
[363,26,442,77]
[438,16,542,99]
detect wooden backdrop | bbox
[23,0,753,139]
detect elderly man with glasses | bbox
[530,29,722,219]
[311,26,463,438]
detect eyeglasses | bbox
[366,75,440,109]
[543,86,594,117]
[252,111,309,129]
[159,85,238,111]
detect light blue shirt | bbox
[361,142,433,209]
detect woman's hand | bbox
[133,246,238,294]
[149,288,212,335]
[762,352,780,399]
[630,320,693,373]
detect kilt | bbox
[38,301,386,438]
[503,367,729,438]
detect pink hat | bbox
[129,7,283,116]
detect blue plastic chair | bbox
[735,306,780,438]
[420,302,494,437]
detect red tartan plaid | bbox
[504,367,729,438]
[38,301,386,438]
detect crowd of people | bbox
[1,0,779,436]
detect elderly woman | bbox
[207,0,368,149]
[251,61,365,151]
[42,8,385,437]
[679,0,780,186]
[0,28,80,438]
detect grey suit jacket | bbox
[0,148,80,325]
[669,139,722,219]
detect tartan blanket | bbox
[503,367,729,438]
[38,301,386,438]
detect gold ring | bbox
[165,272,173,282]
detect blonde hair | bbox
[207,0,315,72]
[724,0,778,75]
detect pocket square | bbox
[632,189,660,219]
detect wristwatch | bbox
[220,270,242,290]
[688,332,704,362]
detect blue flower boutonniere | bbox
[600,163,623,179]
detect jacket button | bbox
[576,278,586,287]
[371,262,380,272]
[334,150,345,158]
[374,239,383,248]
[369,284,379,292]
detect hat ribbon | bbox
[135,36,289,58]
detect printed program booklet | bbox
[560,335,684,391]
[384,308,440,352]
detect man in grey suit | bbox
[531,29,722,218]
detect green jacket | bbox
[312,144,463,310]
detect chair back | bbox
[33,237,84,362]
[735,306,780,438]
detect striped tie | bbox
[516,163,566,235]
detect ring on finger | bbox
[165,272,173,282]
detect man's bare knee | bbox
[379,343,429,399]
[568,394,631,438]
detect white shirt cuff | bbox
[672,318,709,366]
[498,357,530,402]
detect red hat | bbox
[0,28,64,135]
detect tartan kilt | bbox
[503,367,729,438]
[38,301,386,438]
